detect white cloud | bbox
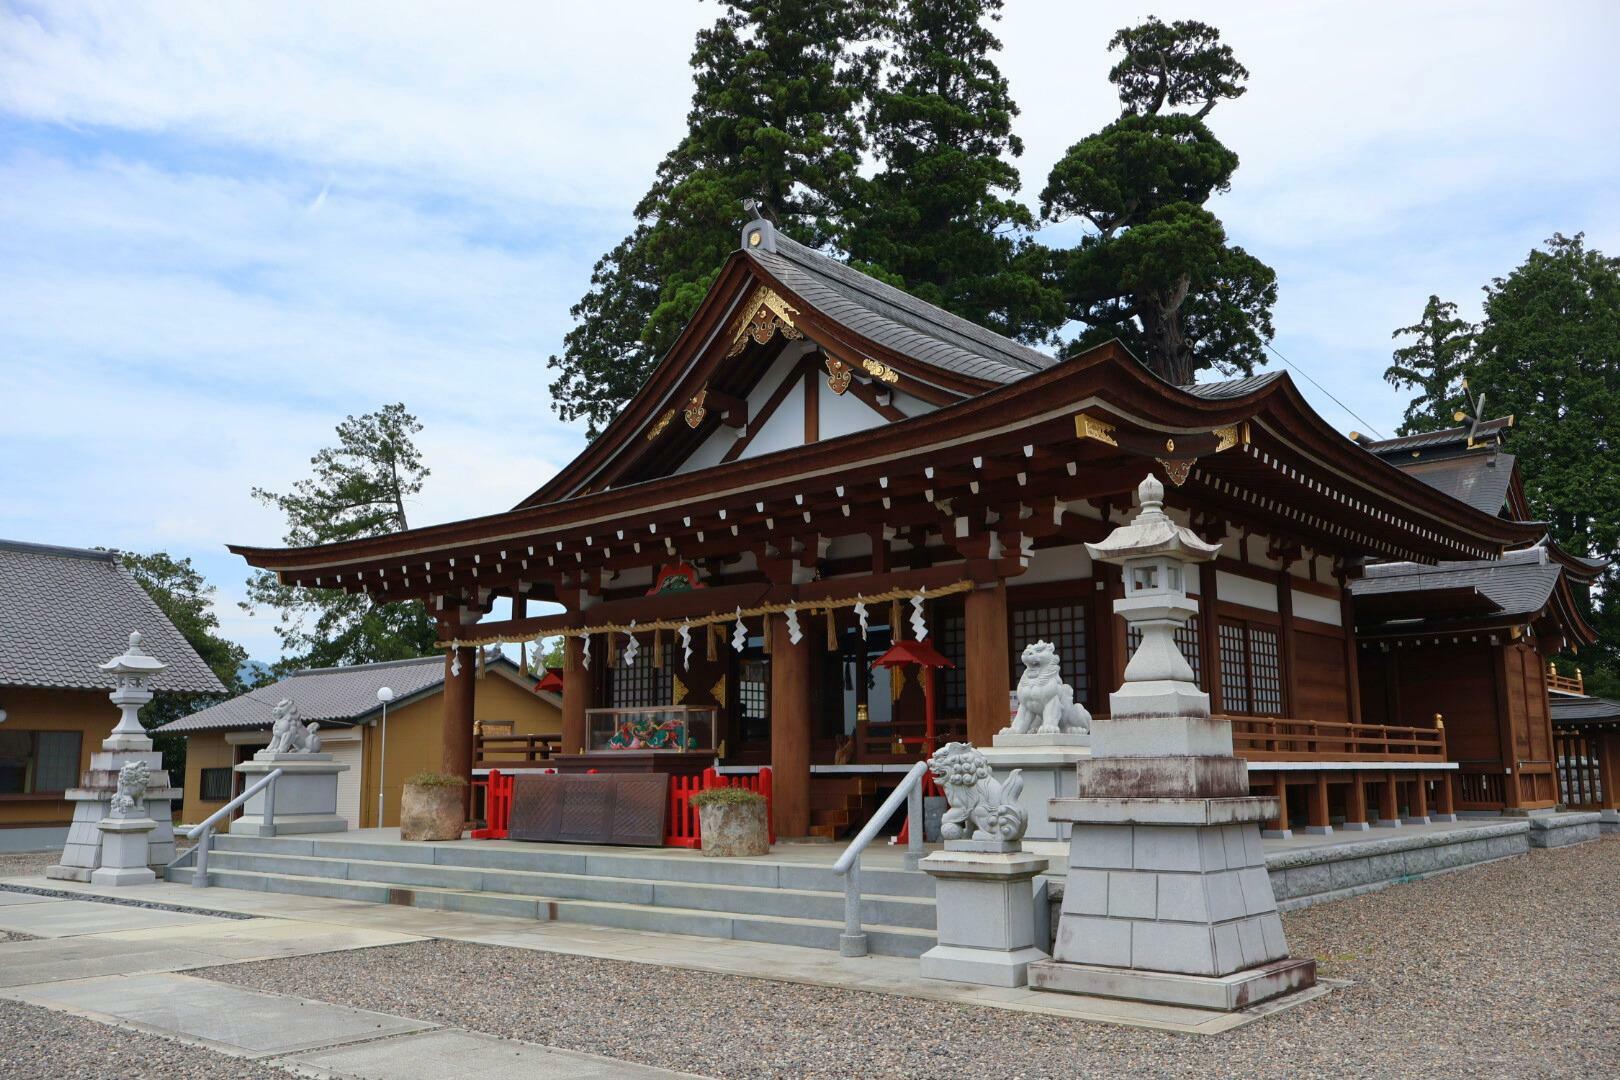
[1,0,1617,659]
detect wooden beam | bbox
[442,646,477,820]
[965,581,1010,746]
[562,635,592,755]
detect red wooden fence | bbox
[472,766,774,848]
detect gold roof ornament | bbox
[726,285,803,356]
[1074,413,1117,447]
[646,408,676,441]
[861,358,900,384]
[685,387,709,429]
[824,355,852,395]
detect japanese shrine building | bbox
[231,216,1594,840]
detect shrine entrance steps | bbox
[808,775,881,840]
[165,832,937,957]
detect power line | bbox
[1263,341,1386,441]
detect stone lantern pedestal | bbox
[920,842,1050,987]
[1028,476,1315,1011]
[48,632,179,885]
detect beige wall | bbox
[356,669,560,828]
[177,730,237,827]
[0,686,111,831]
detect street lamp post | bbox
[375,686,394,829]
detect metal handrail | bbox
[170,767,283,888]
[833,759,927,957]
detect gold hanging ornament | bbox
[706,622,719,662]
[826,607,838,651]
[890,599,903,641]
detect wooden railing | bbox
[1226,714,1448,763]
[1454,761,1509,810]
[1555,730,1608,808]
[474,732,560,767]
[1547,662,1585,695]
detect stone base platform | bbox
[1528,811,1601,848]
[1028,955,1317,1012]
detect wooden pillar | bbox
[1339,581,1362,722]
[1408,771,1430,823]
[1344,770,1369,829]
[1492,645,1523,809]
[1377,770,1400,826]
[1199,562,1222,711]
[1265,774,1291,837]
[1276,568,1298,717]
[1436,767,1456,817]
[562,636,592,756]
[769,613,811,839]
[442,645,477,820]
[1306,772,1332,834]
[965,580,1011,747]
[1599,731,1620,811]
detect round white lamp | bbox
[375,686,395,830]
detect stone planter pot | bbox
[400,783,464,841]
[698,799,769,857]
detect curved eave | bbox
[230,342,1540,580]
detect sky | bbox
[2,1,1617,665]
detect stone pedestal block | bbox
[982,732,1090,856]
[920,847,1050,987]
[1036,795,1315,1010]
[233,754,350,836]
[47,745,177,884]
[90,816,158,886]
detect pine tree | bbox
[1038,17,1276,384]
[548,1,879,437]
[1472,234,1620,671]
[1384,295,1475,435]
[243,404,439,671]
[841,0,1057,339]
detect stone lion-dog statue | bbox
[927,741,1028,843]
[268,699,322,754]
[1002,640,1091,736]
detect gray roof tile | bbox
[0,539,226,694]
[1549,694,1620,725]
[153,654,452,733]
[1393,454,1516,515]
[1351,548,1561,619]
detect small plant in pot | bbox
[690,786,769,857]
[400,772,466,841]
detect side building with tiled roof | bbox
[153,652,560,830]
[0,539,227,852]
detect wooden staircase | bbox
[809,775,881,840]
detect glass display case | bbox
[586,707,718,754]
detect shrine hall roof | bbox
[1393,453,1517,516]
[0,539,225,694]
[1549,694,1620,727]
[1351,547,1564,620]
[749,232,1057,386]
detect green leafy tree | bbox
[841,0,1058,339]
[1471,234,1620,668]
[1038,17,1276,384]
[549,1,879,436]
[113,550,247,775]
[244,404,438,671]
[1384,295,1476,435]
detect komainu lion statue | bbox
[927,741,1028,842]
[1002,640,1091,735]
[109,760,151,819]
[268,699,322,754]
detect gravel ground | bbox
[0,998,295,1080]
[202,836,1620,1079]
[0,850,58,878]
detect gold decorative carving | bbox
[861,358,900,384]
[725,286,803,356]
[1211,422,1250,453]
[685,387,708,428]
[824,356,852,395]
[710,675,727,706]
[1165,437,1176,452]
[1156,458,1194,486]
[672,675,689,705]
[647,409,676,441]
[1074,413,1117,446]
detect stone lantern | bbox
[1028,474,1316,1011]
[48,631,181,884]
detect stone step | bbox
[211,833,934,898]
[165,865,934,957]
[204,849,936,929]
